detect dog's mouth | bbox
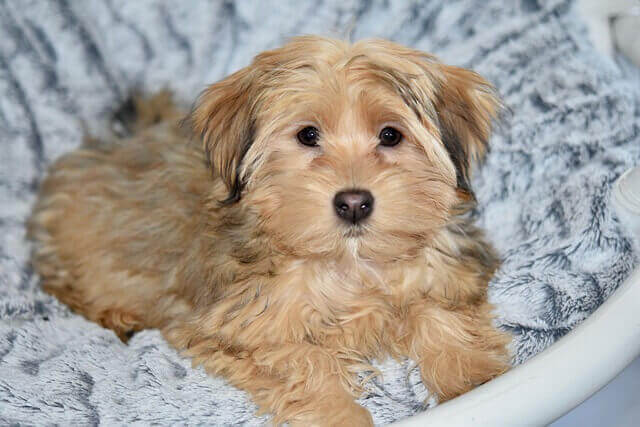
[343,226,365,238]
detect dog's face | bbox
[192,37,500,261]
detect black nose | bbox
[333,190,374,224]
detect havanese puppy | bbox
[28,36,511,426]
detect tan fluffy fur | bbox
[28,37,511,426]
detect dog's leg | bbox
[164,325,372,426]
[401,300,511,402]
[96,308,144,342]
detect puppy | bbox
[28,36,511,426]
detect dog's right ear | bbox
[190,66,265,204]
[430,64,502,200]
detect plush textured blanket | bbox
[1,0,639,425]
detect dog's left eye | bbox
[379,127,402,147]
[297,126,320,147]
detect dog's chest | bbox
[271,258,431,346]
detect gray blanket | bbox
[1,0,639,425]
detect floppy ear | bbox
[432,65,502,198]
[190,66,265,204]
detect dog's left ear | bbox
[190,66,265,204]
[433,64,502,199]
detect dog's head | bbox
[191,36,501,260]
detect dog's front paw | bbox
[421,338,511,402]
[332,401,373,427]
[290,400,373,427]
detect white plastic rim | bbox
[393,166,640,427]
[612,166,640,240]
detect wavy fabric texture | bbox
[1,0,639,424]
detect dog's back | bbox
[27,93,220,340]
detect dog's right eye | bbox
[379,127,402,147]
[297,126,320,147]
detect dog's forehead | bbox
[268,48,429,93]
[262,65,421,128]
[257,42,441,131]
